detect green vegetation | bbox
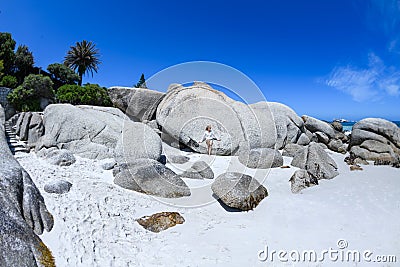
[64,40,101,86]
[14,45,34,83]
[2,32,108,111]
[7,74,54,112]
[135,73,147,88]
[47,63,80,88]
[0,75,18,88]
[56,83,111,106]
[0,33,16,75]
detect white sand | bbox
[15,148,400,267]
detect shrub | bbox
[0,75,18,88]
[47,63,80,87]
[56,83,112,106]
[7,74,54,111]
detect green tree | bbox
[7,74,54,111]
[47,63,80,88]
[135,73,147,88]
[56,83,111,106]
[64,40,101,86]
[0,75,18,88]
[14,44,34,82]
[0,32,16,75]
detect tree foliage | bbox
[47,63,80,88]
[0,75,18,88]
[0,32,16,75]
[135,73,147,88]
[14,45,34,82]
[56,83,111,106]
[7,74,54,111]
[64,40,101,86]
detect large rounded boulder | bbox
[108,86,165,121]
[211,172,268,211]
[291,142,339,179]
[250,102,309,149]
[37,104,162,161]
[349,118,400,165]
[156,82,276,155]
[113,159,191,198]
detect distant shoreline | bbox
[340,120,400,132]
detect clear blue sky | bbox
[1,0,399,121]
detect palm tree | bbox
[64,40,101,86]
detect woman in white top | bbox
[199,125,221,155]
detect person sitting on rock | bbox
[199,125,221,155]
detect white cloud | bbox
[326,53,400,101]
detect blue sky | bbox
[1,0,399,120]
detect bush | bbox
[56,83,112,106]
[47,63,79,87]
[0,75,18,88]
[7,74,54,111]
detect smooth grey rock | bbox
[156,82,247,155]
[181,161,214,179]
[27,113,44,147]
[328,139,344,152]
[0,105,55,267]
[331,121,343,132]
[297,133,310,145]
[289,169,318,193]
[108,87,165,121]
[44,180,72,194]
[211,172,268,211]
[302,115,336,139]
[315,131,330,144]
[115,120,162,164]
[282,143,303,157]
[291,143,339,179]
[166,154,190,164]
[113,158,191,198]
[15,112,25,134]
[19,112,32,141]
[239,147,283,169]
[251,101,304,149]
[38,104,162,162]
[349,118,400,165]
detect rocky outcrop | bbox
[302,115,336,139]
[180,161,214,179]
[289,169,318,193]
[301,115,348,153]
[136,212,185,233]
[36,104,162,162]
[238,148,283,169]
[211,172,268,211]
[108,87,165,121]
[156,82,276,155]
[9,112,45,148]
[113,159,191,198]
[282,143,303,157]
[0,104,55,266]
[250,102,309,149]
[348,118,400,166]
[291,143,339,179]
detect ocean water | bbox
[342,121,400,132]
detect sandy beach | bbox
[14,145,400,267]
